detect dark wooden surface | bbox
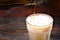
[0,5,60,17]
[0,5,60,40]
[0,17,60,40]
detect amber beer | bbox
[26,13,53,40]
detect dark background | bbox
[0,0,60,40]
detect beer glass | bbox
[26,13,53,40]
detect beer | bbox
[26,13,53,40]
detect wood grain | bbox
[0,5,60,40]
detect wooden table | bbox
[0,5,60,40]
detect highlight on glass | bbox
[26,13,53,40]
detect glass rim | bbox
[26,13,53,28]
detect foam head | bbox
[26,13,53,27]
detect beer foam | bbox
[26,13,53,27]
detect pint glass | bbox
[26,13,53,40]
